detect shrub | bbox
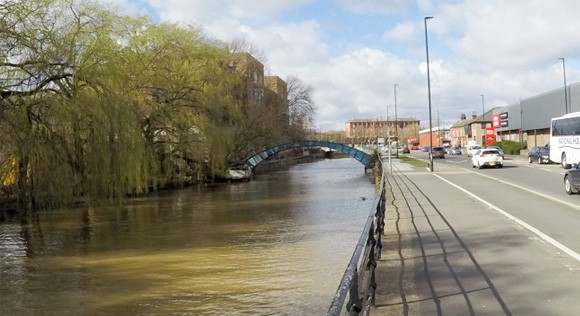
[490,140,522,155]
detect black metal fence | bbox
[327,157,386,315]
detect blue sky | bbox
[102,0,580,131]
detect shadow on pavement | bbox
[373,167,515,315]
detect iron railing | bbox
[328,157,386,315]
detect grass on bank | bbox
[398,155,428,167]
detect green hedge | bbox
[489,140,522,155]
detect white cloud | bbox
[93,0,580,130]
[306,48,420,130]
[143,0,312,25]
[437,0,580,67]
[383,22,416,42]
[336,0,406,15]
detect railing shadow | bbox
[372,163,513,315]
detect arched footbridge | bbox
[244,141,373,170]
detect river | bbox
[0,158,375,315]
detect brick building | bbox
[264,76,289,123]
[419,126,450,147]
[449,111,494,148]
[232,53,289,122]
[345,117,420,142]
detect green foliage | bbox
[0,0,314,211]
[490,140,522,155]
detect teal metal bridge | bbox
[244,141,373,170]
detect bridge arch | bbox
[244,141,373,170]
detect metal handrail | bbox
[328,156,386,315]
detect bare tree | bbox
[286,75,316,128]
[226,36,267,64]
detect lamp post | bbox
[394,83,399,158]
[424,16,434,172]
[559,57,568,114]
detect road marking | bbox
[434,174,580,263]
[471,170,580,211]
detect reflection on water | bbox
[0,158,374,315]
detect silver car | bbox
[449,146,461,155]
[431,146,445,159]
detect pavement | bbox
[371,155,579,316]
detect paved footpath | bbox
[372,157,580,316]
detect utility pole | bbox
[394,84,399,158]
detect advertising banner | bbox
[485,127,495,146]
[492,114,501,128]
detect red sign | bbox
[485,127,495,146]
[492,114,501,128]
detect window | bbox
[552,117,580,136]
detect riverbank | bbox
[0,148,346,220]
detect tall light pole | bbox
[394,83,399,158]
[424,16,434,172]
[559,57,568,114]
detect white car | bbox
[471,149,504,169]
[485,146,505,158]
[467,145,483,158]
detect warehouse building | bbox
[493,82,580,148]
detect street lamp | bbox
[394,83,399,158]
[559,57,568,114]
[424,16,434,172]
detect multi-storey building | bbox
[345,117,420,141]
[232,52,266,107]
[232,53,289,124]
[264,76,289,123]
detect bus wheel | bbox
[562,153,570,169]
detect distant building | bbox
[419,126,451,147]
[449,110,493,147]
[345,117,420,141]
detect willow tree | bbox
[0,0,83,209]
[0,0,152,210]
[0,0,265,212]
[116,20,243,184]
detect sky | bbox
[100,0,580,131]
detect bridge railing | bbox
[327,155,386,315]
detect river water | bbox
[0,158,375,315]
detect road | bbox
[373,151,580,315]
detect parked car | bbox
[421,146,429,152]
[471,149,504,169]
[449,146,461,155]
[402,146,410,154]
[467,145,482,158]
[528,146,551,164]
[564,163,580,194]
[431,146,445,159]
[485,146,505,159]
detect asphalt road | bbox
[373,151,580,315]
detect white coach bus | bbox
[550,111,580,169]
